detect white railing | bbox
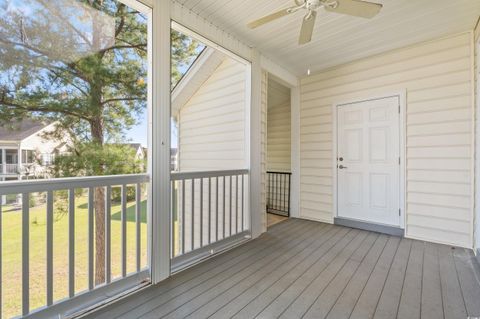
[1,163,19,174]
[0,174,149,318]
[171,169,250,271]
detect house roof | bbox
[116,143,143,152]
[0,119,51,142]
[127,143,142,150]
[171,47,227,119]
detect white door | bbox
[337,96,400,227]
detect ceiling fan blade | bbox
[298,10,317,45]
[247,6,296,29]
[324,0,382,19]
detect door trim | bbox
[331,91,407,231]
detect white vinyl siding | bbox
[475,24,480,253]
[261,71,268,230]
[267,79,291,172]
[179,58,247,171]
[299,32,474,248]
[176,57,248,251]
[267,103,291,172]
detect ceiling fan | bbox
[247,0,382,45]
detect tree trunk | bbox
[91,117,106,285]
[94,186,106,285]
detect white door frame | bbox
[331,91,407,230]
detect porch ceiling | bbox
[174,0,480,76]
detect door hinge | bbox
[398,157,401,165]
[398,104,401,113]
[399,209,401,216]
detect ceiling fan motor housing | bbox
[306,0,322,10]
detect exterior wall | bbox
[176,57,249,250]
[178,58,247,171]
[267,80,291,172]
[299,32,474,248]
[261,71,268,230]
[267,103,291,171]
[20,124,70,177]
[475,21,480,255]
[20,124,69,155]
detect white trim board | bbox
[331,91,407,233]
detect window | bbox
[22,150,34,164]
[41,153,55,165]
[0,0,148,178]
[0,1,151,317]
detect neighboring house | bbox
[0,119,70,182]
[170,147,178,171]
[123,143,146,161]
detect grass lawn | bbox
[2,192,148,318]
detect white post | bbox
[149,0,171,284]
[250,49,263,239]
[1,149,4,205]
[290,87,301,218]
[1,149,5,175]
[18,147,22,179]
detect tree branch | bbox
[101,96,143,105]
[0,99,91,121]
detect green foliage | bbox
[171,29,204,88]
[51,143,144,177]
[0,0,203,171]
[0,0,148,143]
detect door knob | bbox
[338,165,348,169]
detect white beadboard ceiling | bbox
[173,0,480,76]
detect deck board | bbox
[397,240,424,319]
[84,219,480,319]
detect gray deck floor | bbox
[87,218,480,319]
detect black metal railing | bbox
[267,171,291,217]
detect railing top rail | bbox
[267,171,292,174]
[0,173,149,195]
[171,169,249,181]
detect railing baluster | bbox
[281,174,284,211]
[46,191,53,306]
[200,178,203,248]
[88,187,94,290]
[215,177,218,242]
[223,176,226,239]
[105,186,112,284]
[273,173,276,210]
[191,179,195,251]
[0,197,2,317]
[287,174,291,215]
[279,174,282,210]
[279,173,282,210]
[241,174,244,232]
[182,180,185,255]
[268,173,271,208]
[236,175,239,233]
[68,188,75,298]
[121,184,127,277]
[136,183,141,272]
[171,180,175,258]
[208,177,211,245]
[22,192,29,316]
[229,175,232,236]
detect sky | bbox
[124,117,178,148]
